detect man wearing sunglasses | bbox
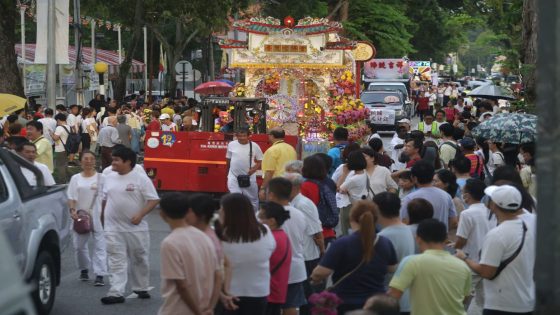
[456,185,535,315]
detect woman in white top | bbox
[361,147,398,195]
[337,151,369,236]
[487,140,505,176]
[219,193,275,315]
[66,150,107,286]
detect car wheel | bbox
[31,251,56,315]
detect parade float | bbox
[143,16,373,193]
[220,16,373,157]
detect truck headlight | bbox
[395,109,403,116]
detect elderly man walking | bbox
[259,127,296,200]
[98,116,121,170]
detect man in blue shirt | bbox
[327,127,348,176]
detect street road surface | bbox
[52,211,168,315]
[52,118,418,314]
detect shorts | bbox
[281,282,306,309]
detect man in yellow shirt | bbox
[26,121,54,173]
[259,127,296,200]
[389,219,471,315]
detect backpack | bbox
[61,126,81,154]
[308,179,339,228]
[440,141,463,168]
[467,154,484,179]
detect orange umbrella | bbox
[194,81,233,95]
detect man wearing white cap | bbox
[456,185,535,315]
[389,120,411,172]
[159,113,178,132]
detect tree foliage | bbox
[262,0,328,19]
[343,0,414,57]
[0,0,24,96]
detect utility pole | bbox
[534,0,560,315]
[73,0,84,106]
[209,36,215,81]
[91,20,95,63]
[20,4,26,96]
[535,1,560,314]
[46,0,56,108]
[143,26,148,93]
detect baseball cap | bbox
[479,112,492,122]
[159,113,170,120]
[484,185,522,211]
[397,118,411,125]
[459,137,476,149]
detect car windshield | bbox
[361,93,401,104]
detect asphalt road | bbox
[51,123,416,315]
[52,211,169,315]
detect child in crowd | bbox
[398,171,415,199]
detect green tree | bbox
[0,0,24,96]
[146,0,247,91]
[262,0,328,19]
[344,0,415,57]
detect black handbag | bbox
[236,141,252,188]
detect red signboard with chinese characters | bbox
[364,58,410,80]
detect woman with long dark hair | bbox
[219,193,276,315]
[361,147,398,194]
[338,151,369,236]
[433,169,465,215]
[310,200,397,312]
[300,155,338,244]
[257,202,292,315]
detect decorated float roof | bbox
[219,16,357,69]
[219,16,356,51]
[232,17,342,36]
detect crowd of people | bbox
[0,94,201,183]
[0,90,536,315]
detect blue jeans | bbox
[130,128,141,153]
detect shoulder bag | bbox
[363,174,376,201]
[236,141,252,188]
[73,174,100,234]
[326,235,380,291]
[271,237,290,275]
[489,221,528,280]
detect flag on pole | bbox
[158,44,167,81]
[35,0,70,64]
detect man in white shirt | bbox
[226,127,263,211]
[101,147,160,305]
[267,178,308,315]
[390,125,408,172]
[284,173,325,314]
[16,142,56,186]
[38,108,57,145]
[454,179,492,314]
[67,105,80,133]
[456,185,535,315]
[50,113,70,183]
[66,105,81,162]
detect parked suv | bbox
[361,90,410,132]
[0,148,70,314]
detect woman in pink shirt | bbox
[258,202,292,315]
